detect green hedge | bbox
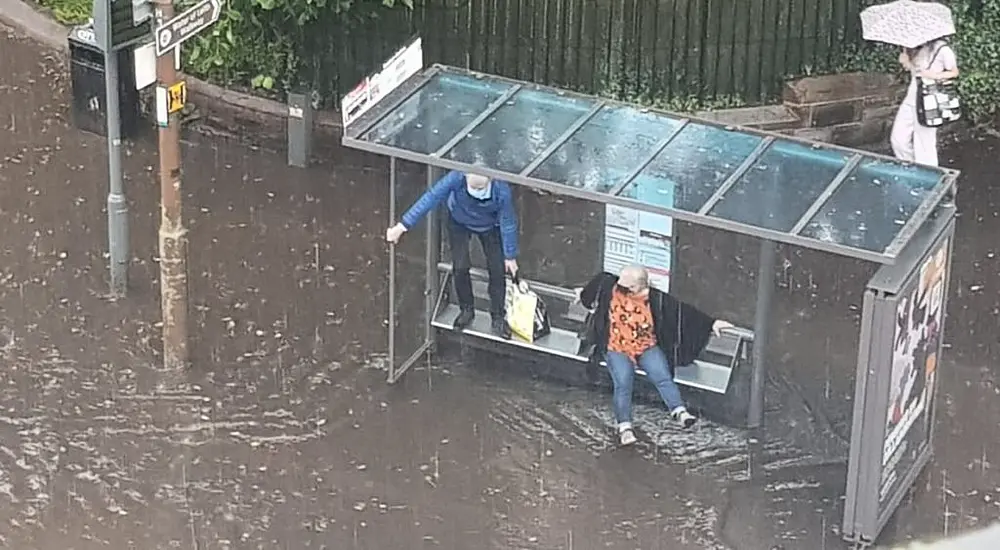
[949,0,1000,123]
[181,0,414,102]
[33,0,1000,121]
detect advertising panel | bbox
[877,236,949,513]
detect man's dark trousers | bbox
[448,215,505,319]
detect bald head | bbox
[465,173,490,190]
[618,265,650,293]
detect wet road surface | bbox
[2,22,1000,549]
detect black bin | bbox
[68,24,140,138]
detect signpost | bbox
[90,0,221,379]
[92,0,155,296]
[154,0,222,56]
[151,0,221,381]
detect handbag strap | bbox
[924,41,948,71]
[589,281,604,313]
[584,278,607,317]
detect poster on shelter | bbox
[602,177,674,291]
[879,237,948,505]
[603,204,673,291]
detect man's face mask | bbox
[467,181,491,200]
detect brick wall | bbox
[704,71,965,149]
[782,72,906,146]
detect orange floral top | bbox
[607,288,657,359]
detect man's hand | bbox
[504,259,518,276]
[386,223,407,244]
[712,320,734,337]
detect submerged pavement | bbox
[2,21,1000,549]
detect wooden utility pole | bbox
[155,0,189,380]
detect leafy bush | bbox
[595,75,747,114]
[36,0,89,25]
[949,0,1000,123]
[183,0,413,102]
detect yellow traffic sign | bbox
[167,81,186,114]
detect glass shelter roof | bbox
[342,65,958,264]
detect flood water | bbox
[2,22,999,549]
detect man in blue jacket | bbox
[386,171,519,339]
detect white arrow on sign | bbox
[154,0,222,56]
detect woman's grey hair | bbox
[619,265,649,289]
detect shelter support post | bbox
[425,166,439,347]
[749,239,776,429]
[388,158,398,375]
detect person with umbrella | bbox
[862,0,960,167]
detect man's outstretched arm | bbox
[400,170,464,229]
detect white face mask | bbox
[467,182,491,200]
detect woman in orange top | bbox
[579,265,733,446]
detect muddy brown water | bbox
[2,23,999,549]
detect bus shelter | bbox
[339,42,959,548]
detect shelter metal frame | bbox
[347,64,959,266]
[343,63,960,548]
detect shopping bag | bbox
[505,275,551,343]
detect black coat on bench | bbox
[580,272,716,375]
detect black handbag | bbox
[577,284,605,356]
[916,44,962,128]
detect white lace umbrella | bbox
[861,0,956,49]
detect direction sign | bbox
[154,0,222,56]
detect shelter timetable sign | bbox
[603,204,673,292]
[342,66,957,265]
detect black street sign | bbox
[154,0,222,56]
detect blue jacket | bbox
[401,171,519,259]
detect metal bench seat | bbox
[432,263,754,396]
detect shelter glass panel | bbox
[388,160,434,381]
[708,141,850,232]
[529,106,684,193]
[446,88,597,174]
[616,123,764,212]
[362,73,513,155]
[798,159,943,254]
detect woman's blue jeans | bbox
[605,346,685,423]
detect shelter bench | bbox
[431,263,757,427]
